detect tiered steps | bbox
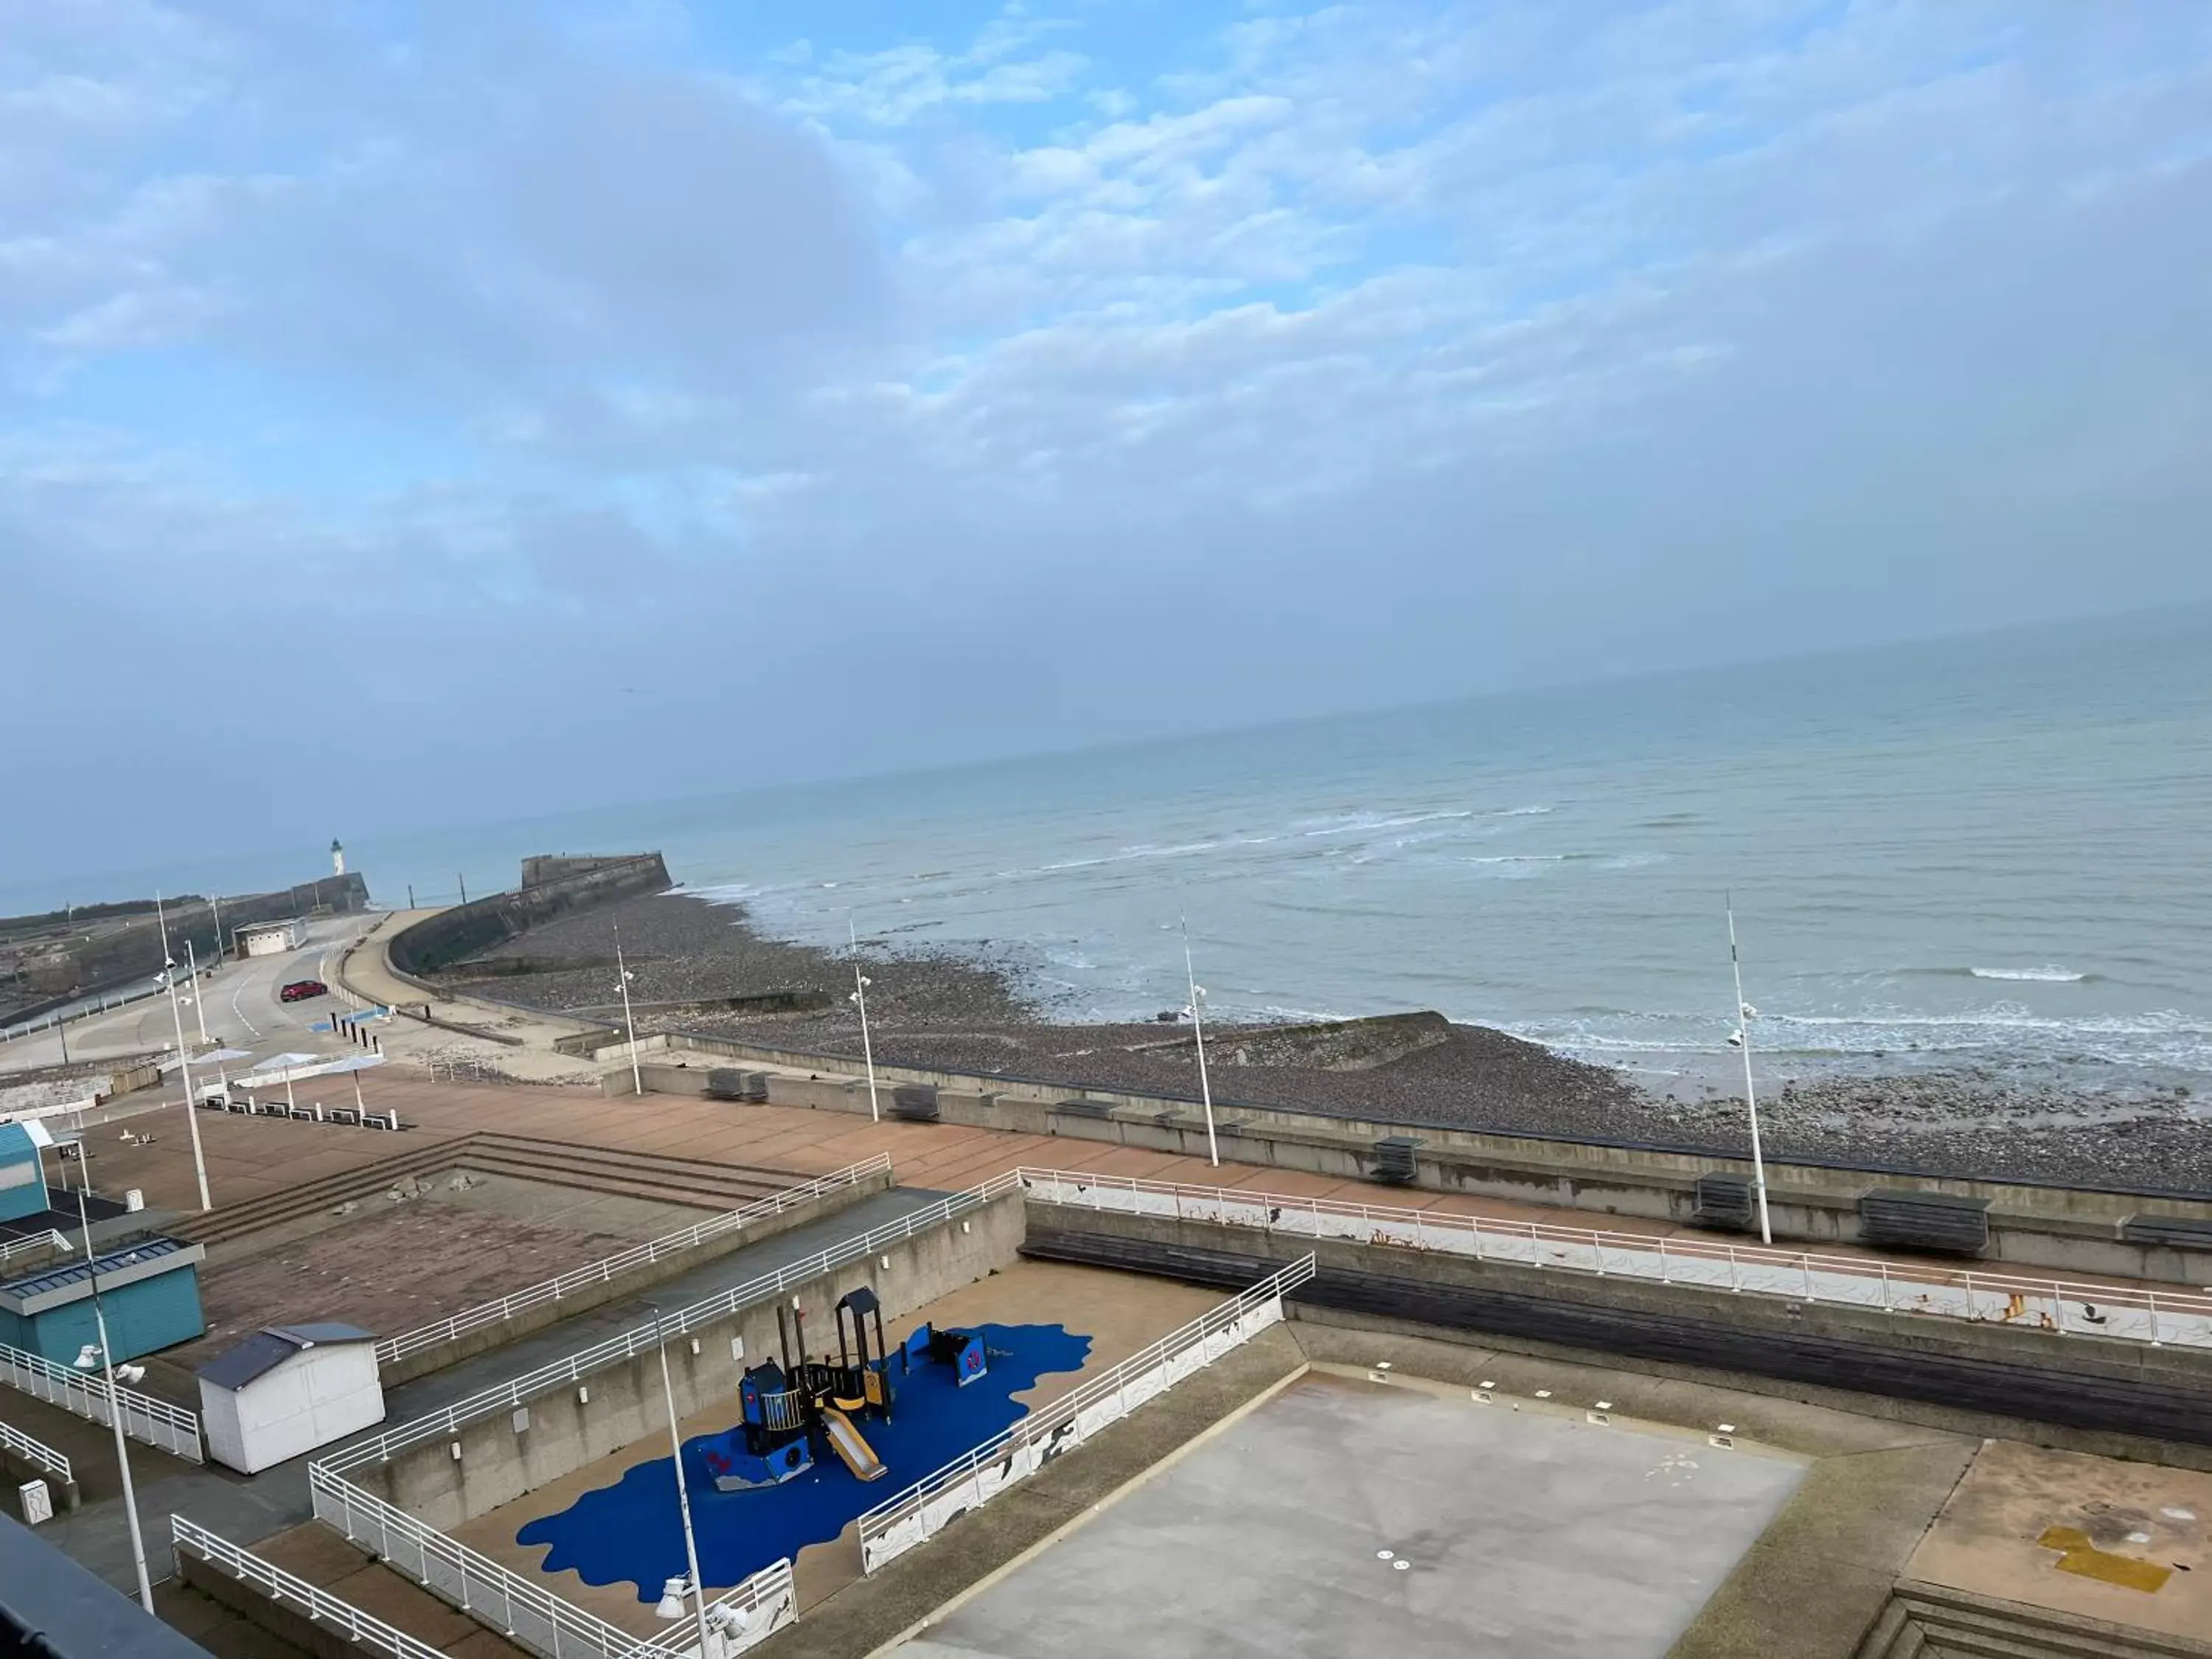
[1859,1582,2212,1659]
[457,1131,796,1210]
[174,1138,470,1246]
[172,1133,807,1248]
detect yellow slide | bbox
[821,1407,888,1483]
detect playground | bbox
[900,1371,1809,1659]
[453,1262,1222,1635]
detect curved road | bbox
[0,915,376,1078]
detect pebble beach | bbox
[448,891,2212,1194]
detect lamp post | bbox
[849,917,880,1124]
[1180,917,1220,1168]
[649,1305,714,1658]
[71,1189,154,1613]
[1725,900,1773,1245]
[615,922,644,1098]
[158,961,212,1211]
[186,938,209,1045]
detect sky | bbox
[4,1,2211,891]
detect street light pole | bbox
[161,961,212,1211]
[1726,900,1773,1245]
[848,917,880,1124]
[186,938,209,1045]
[1181,917,1219,1168]
[615,921,644,1098]
[74,1189,154,1614]
[652,1307,714,1659]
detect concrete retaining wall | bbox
[386,855,670,983]
[358,1191,1026,1531]
[0,1445,79,1514]
[375,1170,894,1388]
[177,1551,406,1659]
[1026,1203,2212,1466]
[642,1049,2212,1283]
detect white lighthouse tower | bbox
[332,838,347,877]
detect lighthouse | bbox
[332,838,347,877]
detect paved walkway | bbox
[82,1071,2193,1306]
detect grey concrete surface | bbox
[32,1183,951,1590]
[903,1373,1806,1659]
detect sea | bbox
[34,609,2212,1091]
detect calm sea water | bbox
[55,610,2212,1087]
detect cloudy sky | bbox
[5,1,2210,888]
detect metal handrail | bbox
[375,1154,895,1364]
[307,1468,702,1659]
[0,1339,204,1460]
[0,1230,69,1266]
[0,1416,72,1484]
[173,1515,451,1659]
[858,1253,1312,1551]
[1014,1167,2212,1349]
[323,1170,1025,1472]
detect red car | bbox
[280,978,328,1003]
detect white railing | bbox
[858,1253,1314,1573]
[324,1170,1024,1473]
[0,1416,72,1485]
[0,1340,204,1461]
[173,1514,449,1659]
[1015,1169,2212,1352]
[307,1469,792,1659]
[376,1155,896,1366]
[0,1229,69,1267]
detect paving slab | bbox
[904,1371,1807,1659]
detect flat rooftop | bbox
[899,1372,1808,1659]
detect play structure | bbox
[703,1288,995,1493]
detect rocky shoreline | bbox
[447,891,2212,1194]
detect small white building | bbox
[232,918,305,959]
[196,1322,383,1474]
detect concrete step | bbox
[1857,1599,1923,1659]
[177,1140,467,1245]
[1892,1582,2212,1659]
[456,1141,787,1203]
[181,1133,810,1248]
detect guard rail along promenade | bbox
[858,1252,1316,1573]
[326,1171,1021,1472]
[0,1415,72,1486]
[0,1229,70,1267]
[375,1154,896,1368]
[172,1515,457,1659]
[0,1338,204,1460]
[304,1478,793,1659]
[1016,1169,2212,1350]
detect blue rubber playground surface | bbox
[518,1323,1091,1601]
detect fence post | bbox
[1657,1237,1669,1285]
[1879,1262,1892,1313]
[1963,1270,1978,1321]
[1591,1231,1604,1277]
[1471,1216,1486,1262]
[2148,1290,2163,1347]
[1801,1254,1815,1301]
[2052,1282,2068,1336]
[1728,1247,1742,1294]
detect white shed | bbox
[196,1323,384,1474]
[233,919,304,958]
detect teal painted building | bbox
[0,1237,207,1366]
[0,1122,53,1225]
